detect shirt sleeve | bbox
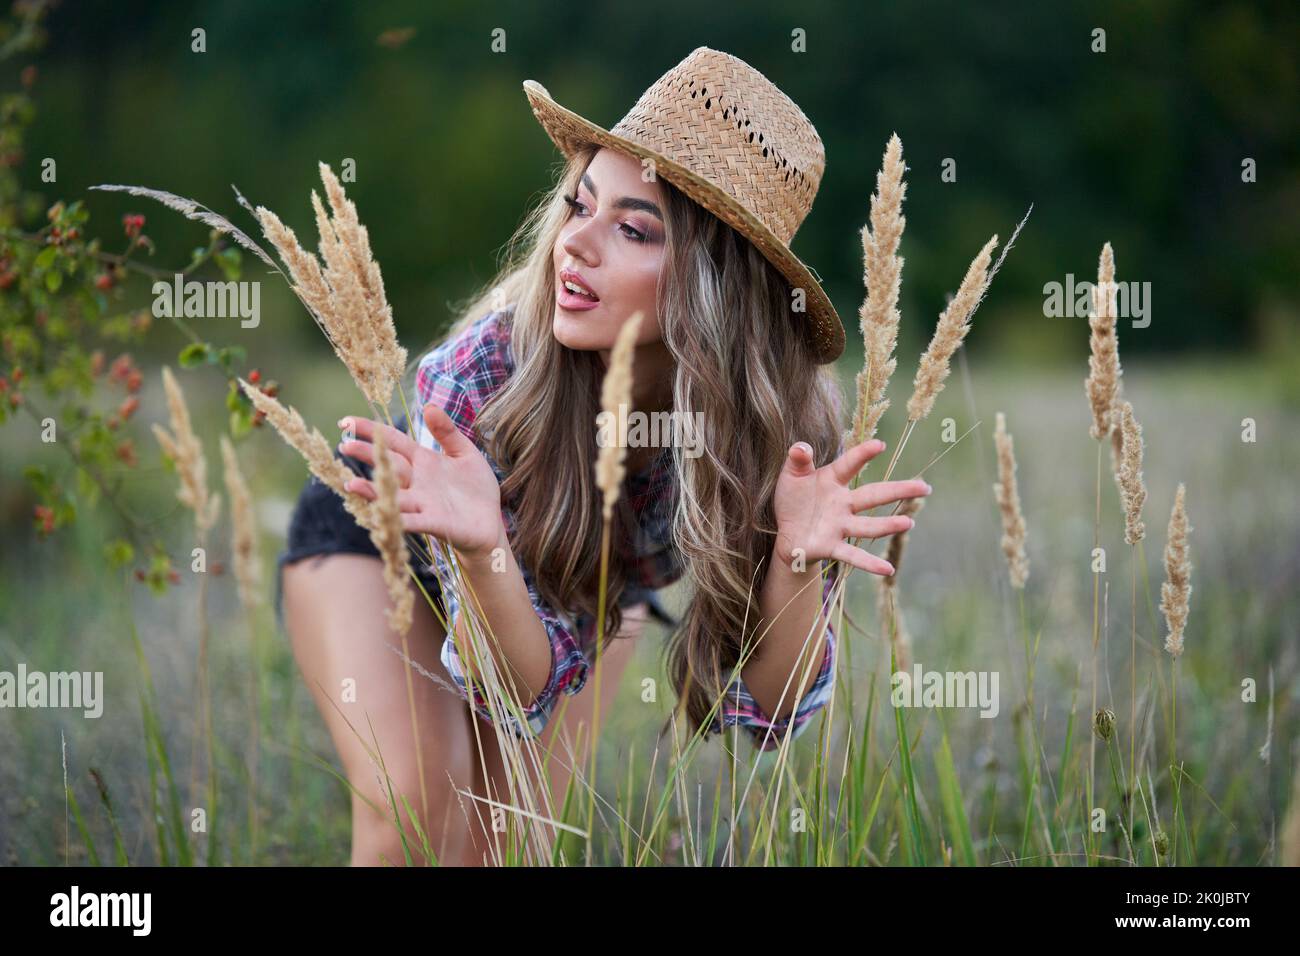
[710,559,840,752]
[433,541,591,740]
[410,312,591,740]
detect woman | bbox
[278,47,930,866]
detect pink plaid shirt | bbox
[411,306,838,751]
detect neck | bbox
[598,339,674,414]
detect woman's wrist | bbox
[771,532,818,577]
[454,517,510,572]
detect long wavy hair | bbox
[409,143,845,740]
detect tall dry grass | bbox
[73,143,1255,871]
[152,365,221,861]
[219,434,263,854]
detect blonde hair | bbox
[406,144,844,739]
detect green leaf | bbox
[933,728,977,866]
[229,407,252,438]
[75,467,101,507]
[44,268,63,292]
[104,539,135,568]
[178,342,210,367]
[216,248,242,282]
[217,345,247,368]
[23,464,52,495]
[35,244,58,269]
[225,382,243,412]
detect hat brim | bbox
[523,79,844,365]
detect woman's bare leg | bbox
[463,602,649,864]
[282,552,479,866]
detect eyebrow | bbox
[581,172,664,222]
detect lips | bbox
[559,269,599,301]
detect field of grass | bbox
[1,345,1296,866]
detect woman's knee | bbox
[350,764,470,866]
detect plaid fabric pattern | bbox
[411,307,837,749]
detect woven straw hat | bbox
[523,46,845,364]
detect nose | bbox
[560,214,601,268]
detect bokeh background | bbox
[1,0,1297,864]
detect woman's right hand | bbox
[338,403,505,560]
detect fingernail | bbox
[907,517,916,529]
[924,482,933,493]
[338,418,350,430]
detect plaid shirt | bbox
[411,307,837,751]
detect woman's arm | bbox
[441,517,561,719]
[740,437,931,731]
[340,404,587,736]
[747,548,835,724]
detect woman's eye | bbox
[564,193,648,243]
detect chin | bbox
[552,310,612,352]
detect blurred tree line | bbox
[20,0,1300,367]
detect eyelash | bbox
[563,193,649,243]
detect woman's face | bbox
[552,147,667,353]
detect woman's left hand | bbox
[772,438,932,576]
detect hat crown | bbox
[608,47,825,245]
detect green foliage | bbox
[0,4,272,590]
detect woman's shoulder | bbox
[414,304,516,439]
[418,304,516,384]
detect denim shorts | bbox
[273,415,677,631]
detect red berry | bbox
[11,368,22,384]
[126,370,142,393]
[134,569,146,582]
[167,569,181,584]
[248,369,261,384]
[95,273,113,292]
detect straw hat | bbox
[523,46,845,364]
